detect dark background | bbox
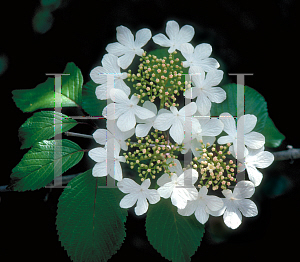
[0,0,299,261]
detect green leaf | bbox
[82,80,107,116]
[146,198,205,262]
[261,116,285,148]
[210,84,268,132]
[9,139,84,191]
[12,62,83,112]
[56,170,127,262]
[19,111,77,149]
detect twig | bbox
[272,145,300,163]
[64,132,93,139]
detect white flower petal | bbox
[196,93,211,116]
[254,151,274,168]
[135,123,152,137]
[117,110,136,132]
[172,187,198,209]
[119,193,138,208]
[194,205,209,224]
[90,66,108,84]
[246,165,263,187]
[153,112,174,131]
[146,189,160,204]
[108,161,123,181]
[117,178,140,193]
[88,147,106,162]
[134,105,156,120]
[178,102,197,117]
[236,199,258,217]
[206,195,224,212]
[223,202,242,229]
[157,173,172,187]
[177,199,198,216]
[158,180,175,198]
[105,42,128,56]
[194,43,213,59]
[93,129,110,145]
[135,196,149,215]
[110,88,129,104]
[244,132,265,149]
[177,169,199,186]
[204,69,224,87]
[219,113,236,137]
[217,135,233,145]
[135,28,152,48]
[198,58,220,72]
[166,20,180,40]
[200,118,224,137]
[116,25,135,47]
[92,161,107,177]
[117,51,136,69]
[152,33,171,47]
[238,114,257,134]
[169,119,183,144]
[176,25,195,47]
[205,87,226,103]
[233,180,255,199]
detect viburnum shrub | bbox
[10,20,285,262]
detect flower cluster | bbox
[88,20,274,229]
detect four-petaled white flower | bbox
[152,20,195,53]
[106,25,152,69]
[157,168,199,209]
[88,139,125,181]
[90,54,130,100]
[242,147,274,187]
[185,66,225,116]
[180,43,220,72]
[92,123,135,151]
[218,113,265,158]
[153,102,198,144]
[208,181,258,229]
[117,178,160,216]
[135,101,168,137]
[102,89,156,132]
[178,186,224,224]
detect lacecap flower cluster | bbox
[88,20,274,229]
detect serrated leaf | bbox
[82,80,107,116]
[12,62,83,112]
[146,198,205,262]
[19,111,77,149]
[56,170,127,262]
[10,139,84,191]
[210,84,268,132]
[261,116,285,148]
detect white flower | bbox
[135,101,167,137]
[180,43,220,72]
[185,66,225,115]
[182,115,224,157]
[102,89,155,132]
[117,178,160,216]
[90,54,130,100]
[178,186,224,224]
[152,20,195,53]
[106,25,152,69]
[242,147,274,187]
[153,102,198,144]
[208,181,258,229]
[92,123,134,151]
[218,113,265,158]
[88,139,125,181]
[157,168,199,209]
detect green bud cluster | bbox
[194,142,237,190]
[127,51,185,108]
[123,130,183,181]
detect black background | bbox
[0,0,299,261]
